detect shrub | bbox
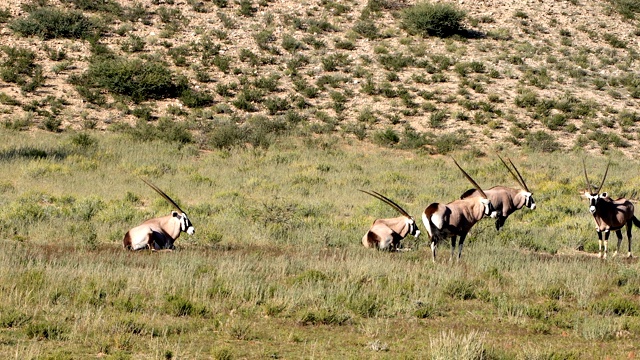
[61,0,123,14]
[353,20,380,39]
[180,89,214,108]
[431,131,464,154]
[610,0,640,19]
[208,121,246,149]
[373,128,400,147]
[525,131,560,152]
[75,57,188,103]
[0,8,11,23]
[0,46,42,90]
[9,7,98,39]
[402,2,466,38]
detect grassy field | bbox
[0,130,639,359]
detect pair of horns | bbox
[359,190,411,218]
[497,155,530,192]
[451,157,488,199]
[140,178,186,214]
[583,159,610,195]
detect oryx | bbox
[422,158,497,261]
[123,178,195,251]
[460,155,536,231]
[582,160,638,259]
[360,190,420,251]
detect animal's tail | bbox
[632,216,640,228]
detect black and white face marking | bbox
[585,193,599,214]
[406,218,420,238]
[524,192,536,210]
[174,212,195,235]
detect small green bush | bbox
[0,8,11,23]
[373,128,400,147]
[525,131,560,152]
[180,89,214,108]
[75,57,188,103]
[9,7,98,39]
[208,121,246,149]
[0,46,42,91]
[402,2,466,38]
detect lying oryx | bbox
[460,155,536,231]
[360,190,420,251]
[123,178,195,251]
[422,159,497,261]
[582,160,638,259]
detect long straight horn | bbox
[508,158,530,192]
[140,178,185,213]
[597,162,610,193]
[359,190,410,217]
[497,155,530,192]
[582,158,593,195]
[452,158,487,198]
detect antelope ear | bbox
[172,211,179,217]
[480,198,490,205]
[600,192,608,198]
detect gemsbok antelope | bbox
[360,190,420,251]
[422,159,497,261]
[460,155,536,231]
[582,160,638,259]
[123,178,195,251]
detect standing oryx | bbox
[422,159,497,261]
[360,190,420,251]
[582,160,638,259]
[123,178,195,251]
[460,155,536,231]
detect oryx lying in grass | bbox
[460,155,536,231]
[582,160,638,259]
[360,190,420,251]
[123,178,195,251]
[422,159,497,261]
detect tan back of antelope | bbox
[360,190,420,251]
[123,179,195,251]
[422,159,497,261]
[460,156,535,231]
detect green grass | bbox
[0,130,639,358]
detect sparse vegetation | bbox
[0,0,640,355]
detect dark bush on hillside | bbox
[72,57,188,103]
[0,46,44,92]
[609,0,640,19]
[402,2,466,38]
[373,128,400,147]
[61,0,123,14]
[0,8,11,23]
[208,121,246,149]
[525,131,560,153]
[207,116,289,150]
[180,89,214,108]
[9,7,98,40]
[120,118,193,144]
